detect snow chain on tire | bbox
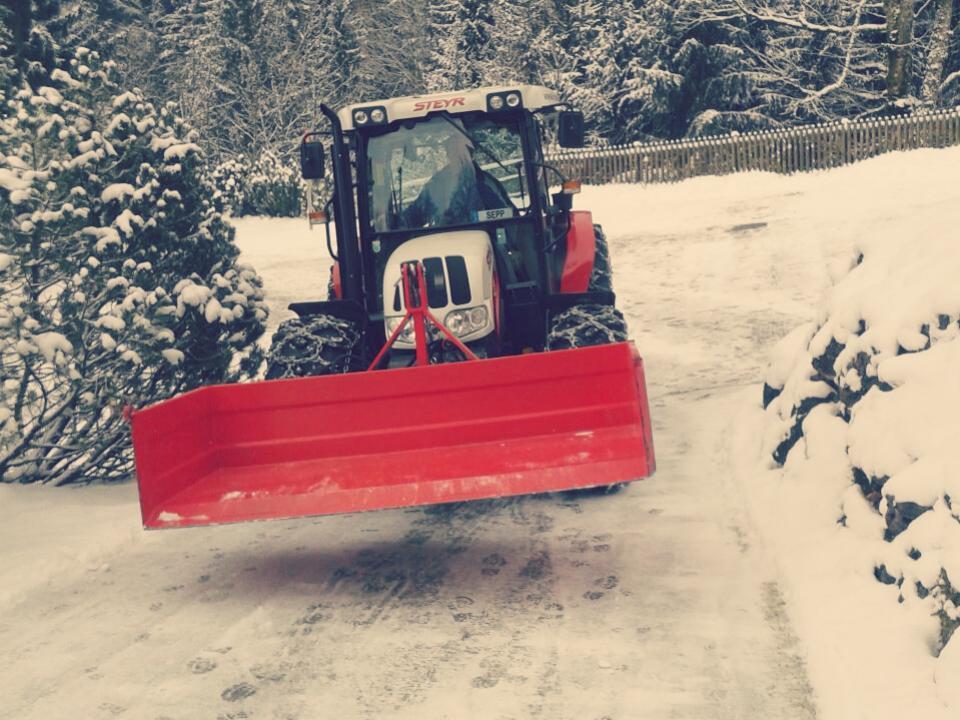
[265,314,363,380]
[588,224,613,292]
[546,302,629,496]
[546,303,628,351]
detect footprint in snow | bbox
[519,552,551,580]
[595,575,619,590]
[250,663,286,683]
[481,553,507,576]
[221,682,257,702]
[188,657,217,674]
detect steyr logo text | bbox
[413,97,465,112]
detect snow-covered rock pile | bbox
[0,49,269,485]
[762,226,960,659]
[209,152,302,218]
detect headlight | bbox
[487,91,521,112]
[353,106,386,127]
[445,312,467,336]
[444,306,489,337]
[386,316,414,342]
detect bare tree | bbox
[919,0,955,104]
[884,0,915,100]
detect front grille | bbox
[422,257,447,308]
[445,256,471,305]
[392,256,471,312]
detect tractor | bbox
[129,85,655,529]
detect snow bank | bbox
[757,147,960,713]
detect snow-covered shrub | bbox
[0,48,269,485]
[762,230,960,657]
[244,153,303,217]
[209,153,302,218]
[208,157,247,216]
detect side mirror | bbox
[300,135,325,180]
[557,111,585,149]
[552,191,573,212]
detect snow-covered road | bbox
[0,401,816,720]
[2,164,876,719]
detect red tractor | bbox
[130,85,655,529]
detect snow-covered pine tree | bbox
[148,0,212,109]
[522,0,579,93]
[483,0,541,86]
[0,48,268,485]
[318,0,362,107]
[144,0,225,154]
[609,0,684,142]
[551,0,612,142]
[2,0,60,89]
[559,0,683,144]
[668,1,765,136]
[0,4,16,99]
[353,0,431,99]
[47,0,147,64]
[424,0,498,91]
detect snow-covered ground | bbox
[1,147,958,719]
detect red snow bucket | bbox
[130,342,655,529]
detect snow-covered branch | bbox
[708,0,886,34]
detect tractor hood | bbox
[382,231,495,349]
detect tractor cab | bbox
[365,114,523,232]
[303,85,590,364]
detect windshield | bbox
[366,114,529,233]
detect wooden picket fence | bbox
[545,108,960,185]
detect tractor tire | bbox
[265,314,363,380]
[588,224,613,292]
[546,303,628,351]
[547,303,629,496]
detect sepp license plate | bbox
[474,207,514,222]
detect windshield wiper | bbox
[397,165,404,218]
[439,113,525,208]
[439,113,514,178]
